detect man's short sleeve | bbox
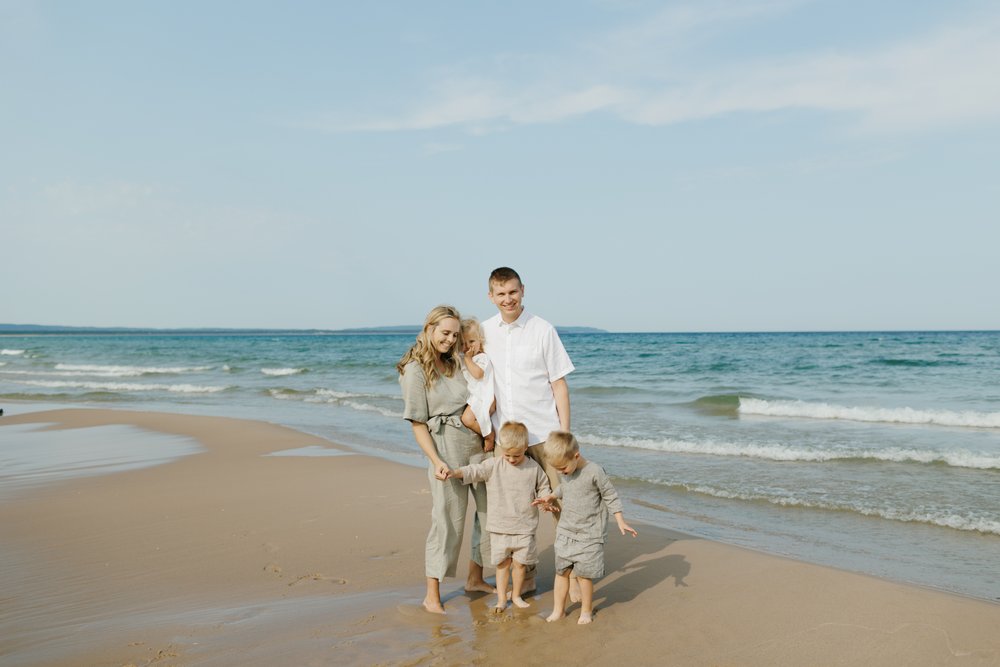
[542,326,575,382]
[400,362,430,424]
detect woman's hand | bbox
[412,422,449,480]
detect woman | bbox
[397,305,492,613]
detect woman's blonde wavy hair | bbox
[396,305,463,387]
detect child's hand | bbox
[618,519,638,538]
[464,341,481,357]
[433,464,450,480]
[532,495,559,512]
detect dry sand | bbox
[1,408,998,666]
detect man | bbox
[483,266,575,593]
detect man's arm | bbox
[551,377,570,431]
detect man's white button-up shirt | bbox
[482,310,575,445]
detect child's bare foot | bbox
[578,611,593,625]
[546,610,565,622]
[422,598,446,614]
[568,577,581,603]
[493,599,508,613]
[464,580,495,594]
[511,596,530,609]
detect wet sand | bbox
[1,408,998,666]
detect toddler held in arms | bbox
[446,421,550,611]
[532,431,637,624]
[459,318,496,452]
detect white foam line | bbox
[17,379,229,394]
[679,484,1000,536]
[55,363,214,375]
[580,434,1000,471]
[739,398,1000,429]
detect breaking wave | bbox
[738,398,1000,429]
[580,433,1000,470]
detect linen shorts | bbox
[490,532,538,566]
[554,533,605,579]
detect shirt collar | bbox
[499,309,530,329]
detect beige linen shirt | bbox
[458,456,552,535]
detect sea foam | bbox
[580,433,1000,470]
[54,363,214,377]
[739,398,1000,429]
[672,483,1000,536]
[18,380,228,394]
[261,367,306,376]
[268,388,402,418]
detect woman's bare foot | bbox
[511,596,531,609]
[422,598,446,614]
[465,580,496,594]
[578,611,593,625]
[546,610,565,622]
[493,599,508,613]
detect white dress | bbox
[462,352,495,437]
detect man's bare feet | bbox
[422,598,446,614]
[511,596,531,609]
[546,610,565,622]
[578,611,593,625]
[465,580,496,594]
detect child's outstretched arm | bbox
[447,458,494,484]
[531,493,560,513]
[613,511,638,537]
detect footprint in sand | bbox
[288,573,348,587]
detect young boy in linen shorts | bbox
[533,431,638,624]
[447,421,551,612]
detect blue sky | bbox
[3,0,998,332]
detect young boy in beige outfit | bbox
[447,421,551,611]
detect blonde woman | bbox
[398,305,492,613]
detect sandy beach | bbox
[1,407,998,666]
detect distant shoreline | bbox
[3,325,998,336]
[0,324,609,336]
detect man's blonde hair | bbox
[544,430,579,463]
[498,421,529,452]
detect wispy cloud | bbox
[42,181,156,216]
[317,2,1000,135]
[624,18,1000,132]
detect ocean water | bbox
[1,331,998,602]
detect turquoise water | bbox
[1,331,998,601]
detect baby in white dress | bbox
[460,318,496,452]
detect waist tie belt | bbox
[427,413,465,434]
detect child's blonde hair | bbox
[544,430,579,464]
[498,421,529,452]
[460,318,484,351]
